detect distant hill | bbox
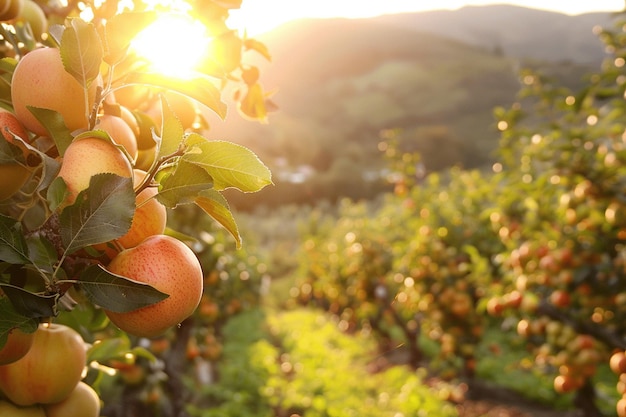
[373,5,614,64]
[212,5,618,208]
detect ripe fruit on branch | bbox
[0,327,34,365]
[11,47,99,136]
[95,114,139,161]
[117,169,166,250]
[0,0,24,21]
[12,0,47,41]
[57,137,132,205]
[105,234,203,338]
[44,381,100,417]
[0,323,87,406]
[0,109,32,200]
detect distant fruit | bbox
[105,235,203,338]
[611,351,626,374]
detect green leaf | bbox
[157,160,213,208]
[0,133,26,164]
[119,72,227,119]
[60,18,103,88]
[11,134,61,192]
[79,264,168,313]
[25,235,58,272]
[195,189,241,248]
[182,134,272,192]
[0,297,38,350]
[158,94,185,158]
[60,173,134,254]
[26,107,73,155]
[0,214,29,264]
[87,335,131,362]
[46,177,68,212]
[0,284,59,318]
[103,11,158,65]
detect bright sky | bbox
[229,0,625,36]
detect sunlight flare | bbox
[130,13,210,78]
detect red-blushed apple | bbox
[57,136,132,205]
[0,327,35,365]
[0,108,33,201]
[104,234,203,338]
[118,169,167,249]
[43,381,100,417]
[0,323,87,406]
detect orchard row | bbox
[293,15,626,417]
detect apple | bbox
[117,169,167,249]
[0,0,23,21]
[57,136,132,205]
[0,108,33,200]
[12,0,46,41]
[11,47,99,136]
[95,114,138,161]
[105,234,203,338]
[0,327,35,365]
[0,323,87,406]
[0,401,45,417]
[611,351,626,374]
[43,381,100,417]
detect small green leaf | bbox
[183,134,272,192]
[87,335,131,362]
[119,72,226,119]
[26,107,73,155]
[60,173,134,254]
[0,297,38,349]
[46,177,68,212]
[60,18,103,88]
[195,189,241,248]
[11,134,61,192]
[0,284,59,318]
[25,235,58,272]
[158,94,185,158]
[79,264,168,313]
[157,160,213,208]
[0,214,29,264]
[0,133,26,164]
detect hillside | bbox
[211,6,616,208]
[374,4,614,64]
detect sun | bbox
[130,12,210,78]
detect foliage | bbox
[188,308,458,417]
[0,0,273,414]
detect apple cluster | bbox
[0,323,99,416]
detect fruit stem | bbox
[134,145,186,196]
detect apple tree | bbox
[0,0,272,414]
